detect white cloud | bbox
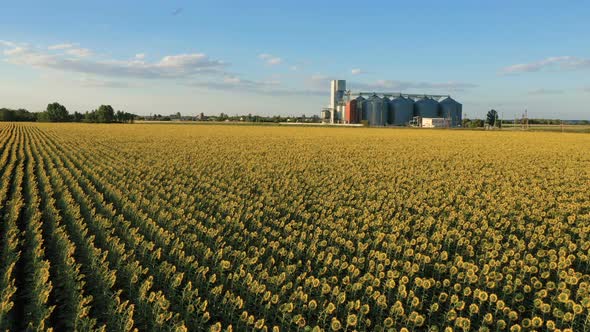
[189,76,325,96]
[306,74,336,91]
[501,56,590,74]
[47,43,92,56]
[135,53,146,60]
[258,53,282,65]
[0,40,16,47]
[351,68,363,75]
[528,88,564,95]
[290,65,298,71]
[77,77,132,88]
[310,74,331,82]
[267,57,282,65]
[157,53,221,68]
[66,48,92,57]
[223,76,241,84]
[1,40,29,56]
[48,43,75,50]
[3,46,27,56]
[0,42,227,79]
[349,79,477,92]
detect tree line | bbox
[462,109,589,128]
[0,103,136,123]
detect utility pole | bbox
[561,120,564,133]
[494,112,498,129]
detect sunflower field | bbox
[0,122,589,331]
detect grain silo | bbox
[320,80,463,126]
[389,95,414,125]
[414,96,439,118]
[382,96,391,125]
[345,99,356,124]
[366,95,387,126]
[355,96,365,123]
[439,96,463,127]
[346,96,365,124]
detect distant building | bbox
[420,117,450,128]
[322,80,462,127]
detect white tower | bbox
[330,80,346,123]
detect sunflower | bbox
[531,316,543,328]
[325,302,336,314]
[254,318,265,329]
[383,317,394,328]
[308,300,317,311]
[209,322,222,332]
[509,324,521,332]
[330,318,342,331]
[360,304,370,315]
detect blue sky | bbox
[1,0,589,119]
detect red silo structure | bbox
[345,99,358,124]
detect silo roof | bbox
[439,96,462,106]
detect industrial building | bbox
[418,117,450,128]
[321,80,463,127]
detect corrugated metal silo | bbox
[354,96,365,123]
[366,94,387,126]
[345,100,357,124]
[414,96,439,118]
[439,96,463,127]
[389,95,414,125]
[361,96,371,123]
[382,96,390,125]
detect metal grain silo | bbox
[439,96,463,127]
[345,99,356,124]
[359,96,368,121]
[382,96,390,125]
[366,94,387,126]
[389,95,414,125]
[354,96,365,123]
[414,96,439,118]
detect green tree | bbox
[46,102,69,122]
[96,105,115,123]
[84,110,97,123]
[473,119,484,128]
[0,108,15,121]
[486,109,498,127]
[15,109,36,121]
[37,112,50,122]
[72,111,84,122]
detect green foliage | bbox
[462,118,484,128]
[96,105,115,123]
[486,109,498,127]
[46,102,70,122]
[1,105,135,123]
[0,108,37,122]
[84,106,135,123]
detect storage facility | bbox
[322,80,463,127]
[418,117,450,128]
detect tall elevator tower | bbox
[330,80,346,123]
